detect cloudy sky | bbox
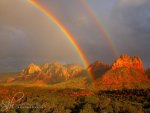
[0,0,150,72]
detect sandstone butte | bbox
[95,54,150,89]
[112,54,144,73]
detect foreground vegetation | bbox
[0,85,149,113]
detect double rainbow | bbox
[28,0,89,67]
[28,0,118,81]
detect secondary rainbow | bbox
[28,0,95,80]
[81,1,119,58]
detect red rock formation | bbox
[112,54,144,73]
[95,54,150,89]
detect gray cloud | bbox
[0,0,83,72]
[0,0,150,72]
[107,0,150,67]
[38,0,117,62]
[118,0,147,6]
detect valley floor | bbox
[0,85,149,113]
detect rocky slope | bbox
[95,54,150,89]
[88,61,110,80]
[3,54,150,89]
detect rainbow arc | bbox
[28,0,95,80]
[28,0,119,81]
[81,0,119,58]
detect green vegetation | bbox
[0,85,149,113]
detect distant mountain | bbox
[88,60,110,80]
[10,62,85,84]
[95,54,150,89]
[65,64,84,78]
[2,54,150,90]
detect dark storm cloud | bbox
[0,0,83,72]
[38,0,117,64]
[0,0,150,72]
[107,0,150,67]
[41,0,150,67]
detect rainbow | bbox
[28,0,95,80]
[81,0,119,58]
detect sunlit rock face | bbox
[112,54,144,73]
[20,62,84,83]
[23,63,41,75]
[40,62,84,81]
[95,54,149,89]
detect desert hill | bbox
[95,54,150,89]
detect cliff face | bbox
[88,61,110,80]
[112,54,144,73]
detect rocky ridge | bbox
[95,54,150,89]
[21,62,84,83]
[112,54,144,73]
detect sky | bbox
[0,0,150,72]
